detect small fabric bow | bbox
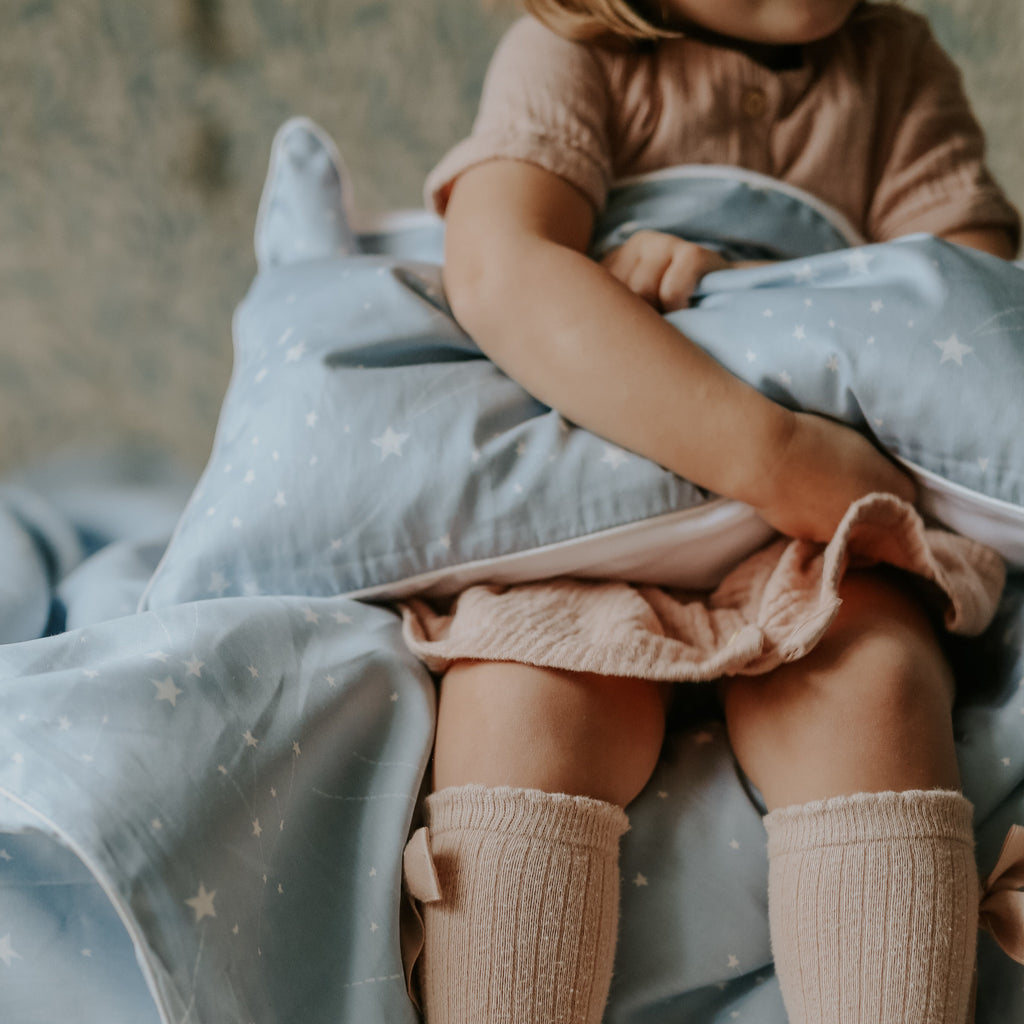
[979,825,1024,965]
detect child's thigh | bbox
[432,660,668,805]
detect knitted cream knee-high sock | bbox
[414,784,629,1024]
[765,789,979,1024]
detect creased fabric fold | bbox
[399,493,1005,681]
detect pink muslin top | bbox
[426,4,1020,246]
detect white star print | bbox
[252,819,263,837]
[254,368,268,383]
[333,611,353,624]
[277,327,294,346]
[826,355,840,372]
[146,650,170,663]
[58,716,71,731]
[243,730,260,748]
[152,677,183,706]
[870,299,884,313]
[843,250,874,274]
[0,934,22,967]
[244,470,256,484]
[306,411,318,428]
[274,490,287,508]
[304,607,320,624]
[792,325,806,341]
[601,446,628,469]
[185,655,205,678]
[208,572,229,597]
[727,954,740,969]
[285,341,307,362]
[934,333,973,366]
[778,371,793,386]
[83,668,99,679]
[185,883,217,922]
[745,349,757,363]
[371,426,410,459]
[633,873,649,887]
[793,263,816,282]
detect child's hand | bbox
[601,231,730,312]
[750,412,917,544]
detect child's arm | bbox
[443,159,915,543]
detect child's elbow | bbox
[442,238,513,339]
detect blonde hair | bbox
[520,0,676,41]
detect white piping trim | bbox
[608,164,866,246]
[342,499,776,600]
[899,457,1024,568]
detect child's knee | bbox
[432,660,667,806]
[721,569,961,805]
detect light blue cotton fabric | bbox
[1,456,1024,1024]
[140,119,1024,609]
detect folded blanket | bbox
[399,494,1006,681]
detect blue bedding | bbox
[2,119,1023,1023]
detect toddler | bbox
[403,2,1020,1022]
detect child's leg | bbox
[721,569,977,1024]
[418,662,667,1024]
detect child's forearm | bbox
[442,160,914,542]
[447,231,792,509]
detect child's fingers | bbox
[601,239,672,309]
[658,246,705,311]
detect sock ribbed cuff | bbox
[765,788,975,855]
[425,783,630,848]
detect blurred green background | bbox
[0,0,1019,473]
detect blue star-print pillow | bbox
[141,119,1024,610]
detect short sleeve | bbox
[867,15,1020,249]
[424,18,614,215]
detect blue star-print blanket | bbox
[2,117,1024,1021]
[1,453,1023,1023]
